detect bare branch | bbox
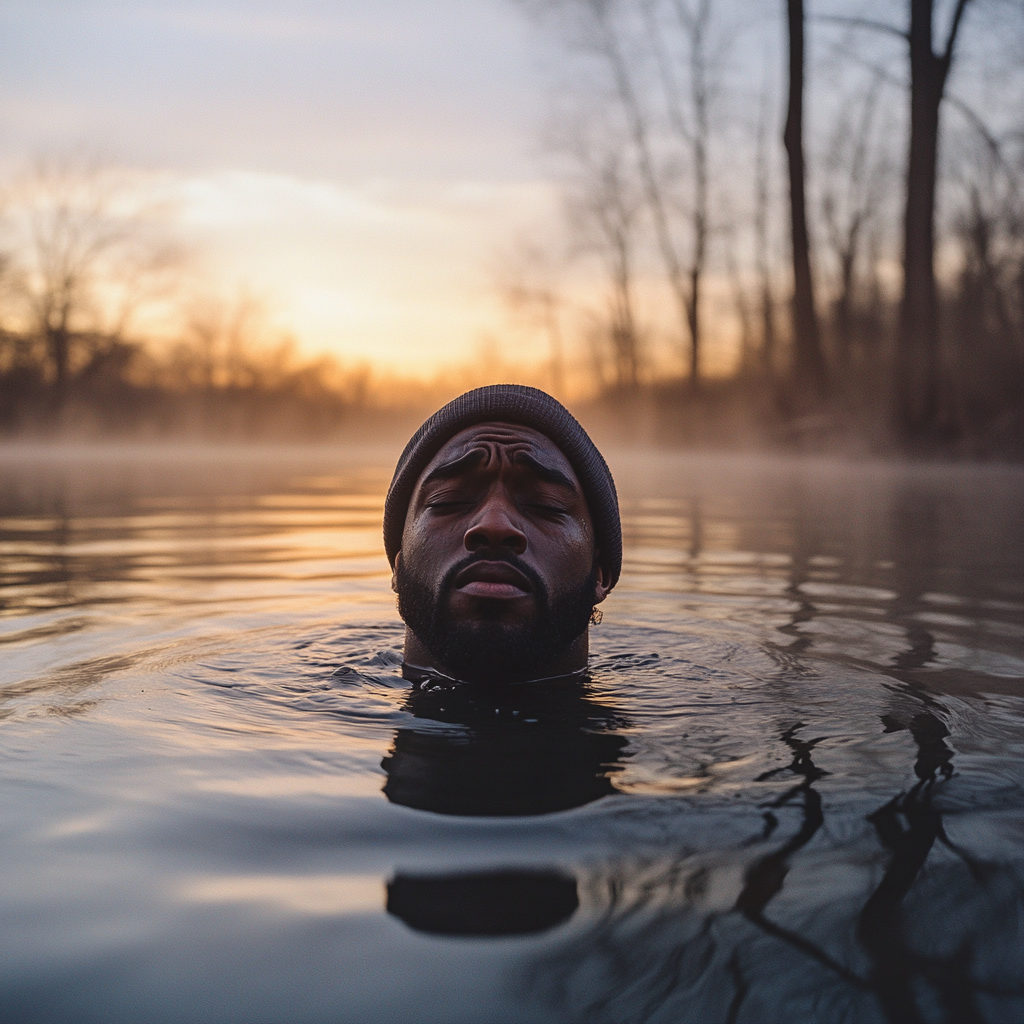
[817,36,908,92]
[588,2,691,332]
[813,14,908,42]
[941,0,973,67]
[947,91,1022,202]
[641,0,693,146]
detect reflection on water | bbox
[382,680,629,816]
[387,870,579,936]
[0,446,1022,1023]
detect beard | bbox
[396,550,597,684]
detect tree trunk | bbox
[688,266,700,385]
[754,77,776,379]
[896,0,963,438]
[686,1,711,391]
[47,320,70,418]
[761,282,777,377]
[836,242,857,368]
[611,237,640,390]
[783,0,828,398]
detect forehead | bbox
[419,421,580,485]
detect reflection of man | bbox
[384,384,621,685]
[381,681,629,815]
[386,870,579,937]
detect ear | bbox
[391,550,402,594]
[593,555,612,605]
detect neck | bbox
[402,627,589,685]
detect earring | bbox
[589,607,603,625]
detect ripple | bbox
[1,450,1022,1023]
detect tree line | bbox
[0,160,570,442]
[511,0,1024,453]
[3,3,1022,453]
[0,158,386,439]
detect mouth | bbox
[452,560,535,600]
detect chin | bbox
[436,621,553,684]
[397,562,593,683]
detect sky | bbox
[0,0,558,374]
[2,2,1016,384]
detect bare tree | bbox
[581,0,695,384]
[817,0,975,436]
[820,72,887,370]
[754,65,778,378]
[898,0,974,436]
[17,161,124,407]
[565,139,645,389]
[722,217,756,374]
[1,156,178,416]
[643,0,716,388]
[784,0,828,397]
[536,0,725,389]
[180,288,271,392]
[949,128,1024,435]
[516,0,1021,448]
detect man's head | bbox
[383,385,620,684]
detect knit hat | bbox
[384,384,621,589]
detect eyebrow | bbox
[420,448,578,492]
[420,449,487,485]
[513,452,577,491]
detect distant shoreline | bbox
[3,437,1022,469]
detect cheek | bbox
[402,517,463,572]
[535,520,594,571]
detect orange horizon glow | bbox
[0,2,753,393]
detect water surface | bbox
[1,446,1022,1023]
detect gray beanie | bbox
[384,384,621,589]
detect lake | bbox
[1,445,1022,1023]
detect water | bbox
[1,445,1022,1024]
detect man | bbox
[384,383,621,686]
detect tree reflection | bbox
[523,709,1021,1024]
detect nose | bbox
[464,489,527,555]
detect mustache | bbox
[439,550,547,601]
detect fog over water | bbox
[1,447,1022,1023]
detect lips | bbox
[452,560,534,600]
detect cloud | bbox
[0,1,557,373]
[0,0,542,180]
[168,168,558,369]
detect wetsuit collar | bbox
[401,661,589,688]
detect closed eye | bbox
[425,498,475,512]
[526,503,570,518]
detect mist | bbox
[1,1,1022,455]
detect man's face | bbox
[393,422,610,683]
